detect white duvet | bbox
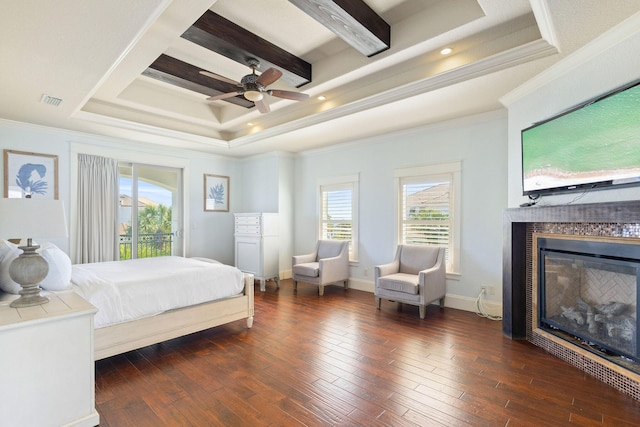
[71,256,244,328]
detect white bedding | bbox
[71,256,244,328]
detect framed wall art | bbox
[204,174,229,212]
[4,150,59,199]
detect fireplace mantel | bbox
[503,200,640,339]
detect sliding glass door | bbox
[119,163,183,260]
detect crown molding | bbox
[500,11,640,106]
[230,38,556,149]
[72,110,229,149]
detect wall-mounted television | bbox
[521,79,640,197]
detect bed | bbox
[70,256,254,360]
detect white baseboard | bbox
[445,294,502,318]
[280,269,292,280]
[280,276,502,317]
[347,278,502,317]
[347,277,374,292]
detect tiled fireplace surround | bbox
[503,200,640,401]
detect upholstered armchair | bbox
[374,245,446,319]
[292,240,350,296]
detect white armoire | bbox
[234,213,279,292]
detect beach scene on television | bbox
[522,82,640,194]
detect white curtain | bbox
[75,154,119,263]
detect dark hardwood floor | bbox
[95,279,640,426]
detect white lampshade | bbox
[0,198,68,240]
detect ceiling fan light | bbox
[244,90,263,102]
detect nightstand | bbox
[0,292,99,427]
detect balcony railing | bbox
[119,232,174,260]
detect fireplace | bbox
[534,234,639,371]
[503,200,640,401]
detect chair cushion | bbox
[399,245,439,274]
[293,262,320,277]
[377,273,419,295]
[317,240,346,260]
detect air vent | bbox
[40,94,63,107]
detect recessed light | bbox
[247,122,254,126]
[318,95,326,101]
[440,47,453,55]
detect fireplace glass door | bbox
[539,245,639,363]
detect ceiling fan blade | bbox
[256,67,282,86]
[269,90,310,101]
[254,98,270,113]
[206,91,242,101]
[199,70,240,86]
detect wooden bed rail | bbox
[94,273,255,360]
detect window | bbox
[119,163,184,260]
[319,174,359,262]
[69,142,189,263]
[396,162,460,274]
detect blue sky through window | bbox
[120,178,172,207]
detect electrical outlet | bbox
[481,285,496,296]
[363,268,369,277]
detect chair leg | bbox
[293,280,297,290]
[319,285,324,296]
[343,280,348,290]
[419,305,426,319]
[375,297,381,310]
[439,297,445,308]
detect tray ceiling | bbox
[1,0,638,157]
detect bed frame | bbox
[94,273,254,360]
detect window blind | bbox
[321,183,352,241]
[320,182,354,259]
[400,176,452,266]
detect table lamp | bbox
[0,198,68,308]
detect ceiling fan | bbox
[199,58,309,113]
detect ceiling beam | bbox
[143,54,253,108]
[181,10,312,88]
[288,0,390,57]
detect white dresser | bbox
[0,292,99,427]
[234,213,279,292]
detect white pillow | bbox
[0,240,22,294]
[38,242,72,291]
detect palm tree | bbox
[138,204,172,234]
[121,204,173,258]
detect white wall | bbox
[292,111,508,309]
[237,152,295,276]
[506,14,640,207]
[238,153,279,212]
[0,119,242,264]
[277,154,295,278]
[185,150,239,265]
[0,121,73,253]
[2,112,508,314]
